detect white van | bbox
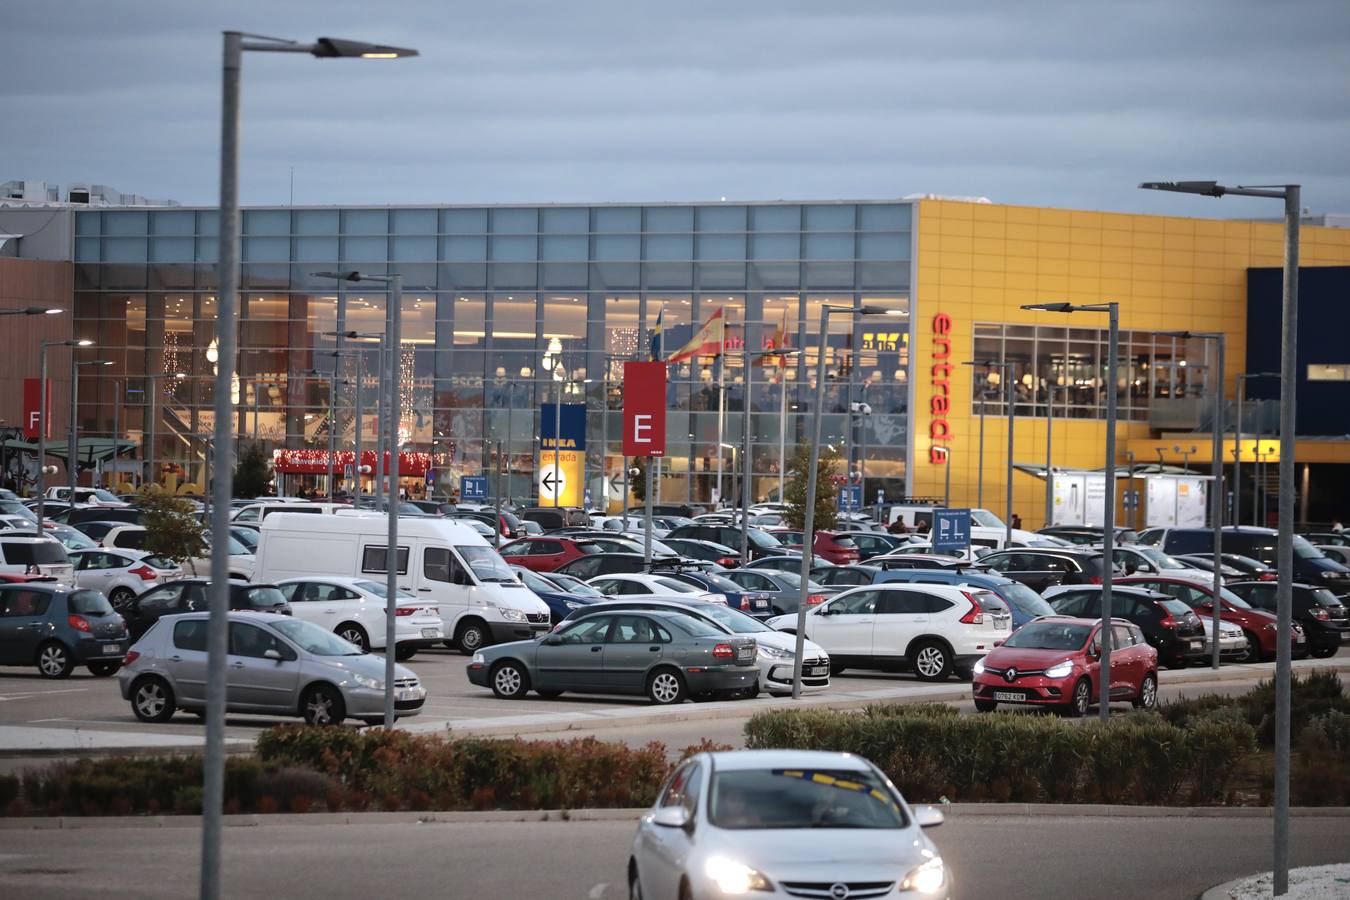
[255,513,550,654]
[231,502,348,524]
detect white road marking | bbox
[588,883,609,899]
[0,687,91,701]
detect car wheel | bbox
[394,645,417,661]
[302,684,346,726]
[108,587,137,610]
[974,699,997,713]
[336,623,369,651]
[1241,630,1265,663]
[1133,672,1158,710]
[490,661,529,699]
[911,641,952,682]
[536,689,563,699]
[1311,644,1338,659]
[628,865,643,900]
[1064,678,1092,718]
[456,619,489,656]
[131,676,176,723]
[36,641,73,679]
[646,667,687,705]
[954,664,974,681]
[829,662,847,677]
[87,662,120,677]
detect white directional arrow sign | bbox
[539,463,566,502]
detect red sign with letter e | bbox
[23,379,51,440]
[623,361,667,457]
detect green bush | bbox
[1159,670,1349,748]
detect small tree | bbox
[783,440,841,531]
[233,442,272,499]
[136,484,206,565]
[629,456,648,504]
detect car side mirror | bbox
[650,806,690,829]
[264,649,283,662]
[542,634,563,646]
[913,805,944,829]
[1087,645,1100,661]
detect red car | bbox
[1117,575,1308,662]
[813,531,861,565]
[972,616,1158,717]
[498,536,604,573]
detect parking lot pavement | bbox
[1,645,1346,758]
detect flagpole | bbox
[716,349,726,508]
[778,364,787,503]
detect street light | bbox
[962,360,1014,546]
[1234,372,1279,527]
[34,339,93,535]
[542,337,565,509]
[1143,178,1301,895]
[1172,444,1198,473]
[71,358,114,506]
[0,306,64,317]
[1024,300,1118,723]
[791,305,901,698]
[203,36,417,900]
[324,328,384,508]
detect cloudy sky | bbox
[6,1,1349,216]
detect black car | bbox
[979,548,1112,593]
[661,537,741,568]
[666,524,783,560]
[1142,527,1350,593]
[1046,585,1207,668]
[69,520,138,543]
[1175,552,1275,581]
[553,552,653,580]
[518,506,590,530]
[1225,580,1349,658]
[1036,526,1140,546]
[0,583,129,678]
[123,578,291,641]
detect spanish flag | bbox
[666,307,725,364]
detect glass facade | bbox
[72,202,913,505]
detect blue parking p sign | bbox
[460,475,488,500]
[932,508,971,555]
[837,485,862,511]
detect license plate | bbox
[808,666,828,677]
[752,599,768,609]
[421,628,439,638]
[993,691,1025,702]
[1296,634,1305,643]
[1189,640,1202,650]
[102,644,123,655]
[396,689,424,702]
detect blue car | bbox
[657,568,776,618]
[510,565,603,624]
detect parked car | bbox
[660,537,741,568]
[1302,531,1350,548]
[0,500,40,523]
[64,506,141,528]
[666,523,784,560]
[1170,554,1245,582]
[583,535,683,562]
[657,569,774,617]
[0,582,129,678]
[498,536,605,572]
[810,530,862,565]
[860,568,1056,630]
[467,608,759,704]
[509,565,603,624]
[1318,545,1350,568]
[848,531,912,560]
[44,487,130,508]
[276,576,442,659]
[769,583,1011,681]
[971,616,1158,716]
[869,552,985,572]
[628,748,950,900]
[723,568,831,617]
[68,548,184,609]
[1108,546,1198,578]
[744,554,833,574]
[1036,526,1140,545]
[103,525,257,581]
[553,552,690,580]
[45,524,99,552]
[1176,552,1276,581]
[978,548,1112,593]
[1224,580,1349,659]
[1043,584,1209,667]
[1117,573,1308,663]
[588,573,727,605]
[0,535,73,585]
[517,506,590,531]
[120,611,425,725]
[69,520,132,542]
[229,526,261,553]
[121,578,291,641]
[1139,526,1350,592]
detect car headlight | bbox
[500,608,527,623]
[757,643,794,661]
[472,651,486,664]
[564,600,583,609]
[972,658,986,675]
[1044,660,1074,678]
[353,673,383,691]
[1265,623,1278,631]
[900,855,946,895]
[704,857,773,894]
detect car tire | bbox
[490,661,530,699]
[108,587,137,610]
[1241,630,1266,663]
[1311,644,1338,659]
[1063,678,1092,718]
[87,662,120,677]
[628,865,643,900]
[336,623,369,652]
[36,641,74,679]
[394,645,417,661]
[911,640,952,682]
[829,662,847,677]
[974,699,998,713]
[1133,672,1158,710]
[645,667,687,705]
[456,619,490,656]
[301,684,346,726]
[131,676,176,723]
[536,689,563,700]
[954,664,975,681]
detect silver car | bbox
[629,749,950,899]
[118,611,425,726]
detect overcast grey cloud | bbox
[4,0,1349,217]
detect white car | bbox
[1200,616,1249,659]
[1108,546,1197,578]
[68,548,183,609]
[629,749,950,900]
[588,573,727,605]
[276,576,442,660]
[590,515,671,539]
[102,525,256,581]
[0,534,74,585]
[44,487,130,508]
[768,583,1011,681]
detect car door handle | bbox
[230,661,245,669]
[323,609,338,614]
[590,645,602,653]
[169,655,182,662]
[417,588,433,592]
[649,646,660,652]
[399,586,412,592]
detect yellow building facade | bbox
[908,199,1350,529]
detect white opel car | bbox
[629,749,950,899]
[276,576,442,659]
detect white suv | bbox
[768,583,1012,681]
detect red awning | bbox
[271,449,434,477]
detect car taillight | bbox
[959,592,984,625]
[1155,602,1176,627]
[717,557,738,568]
[1088,576,1104,585]
[123,650,140,665]
[67,614,91,632]
[128,564,157,581]
[1259,572,1277,581]
[1312,608,1330,621]
[806,594,826,606]
[394,606,419,617]
[712,642,735,658]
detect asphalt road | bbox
[3,813,1349,900]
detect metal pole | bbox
[35,345,49,535]
[1210,335,1225,669]
[112,380,121,489]
[1044,385,1054,527]
[943,447,951,507]
[553,372,561,508]
[716,352,725,507]
[1234,375,1244,528]
[354,352,363,507]
[792,305,835,698]
[1273,185,1300,897]
[859,385,869,519]
[600,365,609,514]
[1006,370,1014,546]
[778,367,787,503]
[384,274,402,729]
[740,347,752,561]
[643,456,654,567]
[494,439,503,548]
[1099,304,1119,723]
[977,398,986,510]
[146,374,157,489]
[68,355,78,501]
[326,366,336,501]
[202,29,241,900]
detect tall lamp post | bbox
[35,339,93,535]
[1023,301,1118,723]
[791,305,902,698]
[1142,178,1300,895]
[71,359,114,502]
[1234,372,1279,528]
[323,329,384,506]
[962,360,1014,546]
[1044,382,1062,527]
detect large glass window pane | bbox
[342,237,388,261]
[492,208,537,234]
[391,208,437,233]
[695,233,745,260]
[490,235,536,262]
[750,233,798,259]
[750,205,800,230]
[244,210,289,235]
[152,211,196,236]
[542,293,586,342]
[75,212,100,235]
[804,233,854,259]
[391,236,436,261]
[594,234,639,260]
[443,235,486,262]
[104,211,149,236]
[804,205,854,230]
[295,236,339,261]
[697,206,746,231]
[75,238,100,261]
[294,209,338,235]
[541,207,588,233]
[645,234,693,261]
[645,207,693,231]
[150,238,194,263]
[104,238,148,262]
[541,235,587,261]
[859,204,911,230]
[443,208,487,233]
[594,207,641,232]
[858,233,906,260]
[342,209,388,235]
[244,237,290,263]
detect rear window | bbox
[1165,531,1212,555]
[1309,588,1343,608]
[240,587,288,608]
[1158,597,1192,617]
[747,528,780,549]
[829,536,858,548]
[2,541,68,565]
[574,542,603,554]
[667,616,725,637]
[1079,556,1107,576]
[68,590,113,615]
[970,590,1008,614]
[998,582,1055,618]
[654,576,698,593]
[144,555,177,569]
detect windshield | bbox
[455,545,515,582]
[1003,621,1093,650]
[1217,586,1253,609]
[696,604,772,634]
[0,503,38,523]
[998,582,1056,618]
[547,573,603,597]
[971,509,1006,529]
[709,768,905,830]
[1292,535,1326,560]
[242,587,288,608]
[269,618,363,655]
[90,489,122,503]
[203,533,250,556]
[518,569,556,593]
[694,572,743,593]
[354,580,417,600]
[69,590,114,615]
[747,528,781,550]
[1137,547,1187,568]
[667,615,728,638]
[51,526,96,550]
[231,529,260,550]
[2,540,68,565]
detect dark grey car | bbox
[722,567,835,616]
[0,583,129,678]
[466,608,758,704]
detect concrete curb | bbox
[1200,874,1249,900]
[2,804,1346,830]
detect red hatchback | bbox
[813,531,861,565]
[1117,575,1308,662]
[972,616,1159,717]
[498,536,604,573]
